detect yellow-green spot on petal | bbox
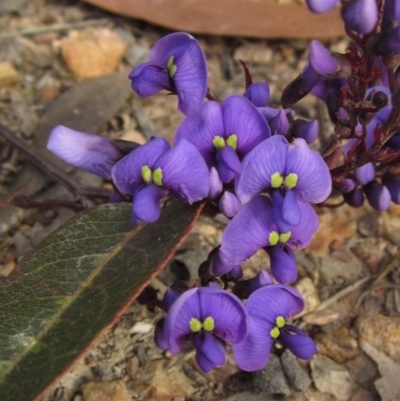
[279,232,291,243]
[271,172,284,188]
[169,64,177,77]
[203,316,215,332]
[276,316,286,328]
[141,165,152,183]
[167,56,174,69]
[190,318,202,333]
[270,327,280,339]
[153,168,163,186]
[213,136,226,150]
[226,134,238,150]
[284,173,298,189]
[269,231,279,246]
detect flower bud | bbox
[218,190,240,218]
[364,181,391,210]
[382,173,400,204]
[341,0,378,35]
[343,186,364,208]
[232,270,273,299]
[306,0,339,14]
[292,119,318,144]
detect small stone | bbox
[356,312,400,364]
[294,277,320,316]
[62,28,129,81]
[0,61,20,87]
[302,310,340,326]
[281,349,312,391]
[315,327,359,364]
[120,130,147,144]
[311,356,357,401]
[253,354,291,397]
[81,380,132,401]
[124,44,150,66]
[129,321,153,334]
[234,44,273,65]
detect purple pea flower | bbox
[163,286,248,372]
[382,173,400,204]
[47,125,125,180]
[233,285,317,371]
[215,195,318,283]
[292,119,319,144]
[341,0,378,35]
[111,137,209,223]
[305,0,339,14]
[236,135,331,229]
[383,0,400,29]
[243,82,270,107]
[129,32,208,116]
[175,95,270,184]
[364,181,391,211]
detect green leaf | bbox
[0,200,203,401]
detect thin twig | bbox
[0,19,111,40]
[0,124,111,199]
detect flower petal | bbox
[280,325,317,360]
[271,189,301,231]
[47,125,122,180]
[175,101,223,167]
[218,190,240,218]
[285,138,331,203]
[306,0,339,13]
[159,139,210,203]
[219,196,276,265]
[289,201,319,249]
[154,318,168,350]
[112,137,170,194]
[129,62,171,97]
[209,167,223,199]
[193,333,226,372]
[232,315,273,371]
[216,146,242,183]
[243,82,270,107]
[198,286,248,344]
[266,244,298,284]
[236,135,289,204]
[222,95,270,156]
[132,184,166,223]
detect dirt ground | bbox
[1,1,400,401]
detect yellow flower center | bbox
[270,172,299,189]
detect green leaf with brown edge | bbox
[0,200,203,401]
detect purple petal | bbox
[382,174,400,204]
[129,62,171,97]
[354,163,375,185]
[341,0,378,34]
[236,135,289,204]
[216,146,242,183]
[243,82,270,107]
[219,196,276,265]
[266,244,298,284]
[305,0,339,13]
[132,184,166,223]
[289,201,319,249]
[47,125,122,180]
[343,187,365,208]
[246,285,305,322]
[158,139,210,203]
[364,181,391,211]
[232,316,273,371]
[271,189,301,231]
[280,325,317,360]
[293,119,319,144]
[112,137,170,195]
[162,283,189,312]
[233,270,273,299]
[222,95,270,156]
[383,0,400,28]
[301,65,321,94]
[269,109,290,136]
[175,101,223,166]
[193,333,226,372]
[209,167,223,199]
[197,287,248,344]
[286,138,332,203]
[154,318,169,350]
[309,40,340,77]
[218,190,240,218]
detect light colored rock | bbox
[120,129,147,144]
[82,380,132,401]
[294,277,320,316]
[234,44,273,65]
[62,28,129,81]
[302,310,340,326]
[311,356,357,401]
[0,61,20,86]
[129,321,153,334]
[356,313,400,364]
[315,328,359,363]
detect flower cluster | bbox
[47,0,400,374]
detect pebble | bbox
[129,321,153,334]
[281,349,312,391]
[252,354,291,397]
[315,327,359,364]
[0,61,20,87]
[294,277,320,316]
[61,28,129,81]
[356,312,400,364]
[81,380,132,401]
[302,309,340,326]
[310,356,357,401]
[233,44,273,65]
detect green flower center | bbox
[140,165,163,186]
[270,172,298,189]
[213,134,238,151]
[189,316,215,333]
[269,316,286,339]
[268,231,292,246]
[167,56,177,77]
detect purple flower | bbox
[111,137,209,222]
[235,135,331,227]
[129,32,208,116]
[163,286,248,372]
[215,195,318,283]
[218,190,240,218]
[343,186,365,208]
[47,125,125,180]
[364,181,391,211]
[382,173,400,204]
[175,95,270,183]
[305,0,339,14]
[353,163,375,185]
[341,0,378,35]
[383,0,400,29]
[233,285,316,371]
[243,82,270,107]
[233,270,273,299]
[292,119,319,144]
